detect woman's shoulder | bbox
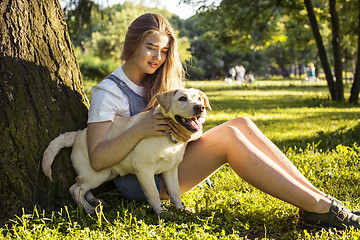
[95,78,117,88]
[92,79,122,96]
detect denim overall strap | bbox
[106,74,146,116]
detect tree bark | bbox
[303,0,337,100]
[329,0,344,101]
[349,3,360,104]
[0,0,89,221]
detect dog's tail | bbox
[42,131,77,182]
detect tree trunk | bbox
[329,0,344,101]
[349,3,360,104]
[303,0,337,100]
[0,0,89,221]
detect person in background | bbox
[229,67,236,81]
[235,65,246,84]
[307,63,316,82]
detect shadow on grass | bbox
[274,121,360,151]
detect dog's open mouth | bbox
[175,115,203,132]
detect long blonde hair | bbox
[121,13,184,109]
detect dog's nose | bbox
[193,105,205,114]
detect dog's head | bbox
[156,88,211,141]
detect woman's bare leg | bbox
[160,120,331,213]
[221,117,326,197]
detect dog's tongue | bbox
[188,117,202,130]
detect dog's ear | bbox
[199,90,211,110]
[156,90,177,112]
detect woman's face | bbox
[132,33,170,76]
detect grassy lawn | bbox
[2,78,360,239]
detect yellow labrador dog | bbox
[42,88,210,215]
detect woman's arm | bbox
[87,111,171,171]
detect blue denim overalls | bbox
[106,74,161,200]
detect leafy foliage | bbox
[69,2,192,81]
[181,0,360,104]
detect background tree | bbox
[303,0,336,99]
[349,5,360,104]
[283,4,329,76]
[342,0,360,104]
[329,0,344,100]
[0,0,89,220]
[177,14,271,79]
[182,0,359,103]
[62,0,101,46]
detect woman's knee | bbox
[228,116,255,129]
[201,119,254,149]
[202,124,245,147]
[219,125,246,142]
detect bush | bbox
[78,56,119,82]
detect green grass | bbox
[2,78,360,239]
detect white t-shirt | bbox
[87,66,145,123]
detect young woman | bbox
[87,13,360,229]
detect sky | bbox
[106,0,199,19]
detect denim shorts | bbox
[113,174,161,201]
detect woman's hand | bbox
[136,110,191,142]
[137,110,191,142]
[135,110,172,138]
